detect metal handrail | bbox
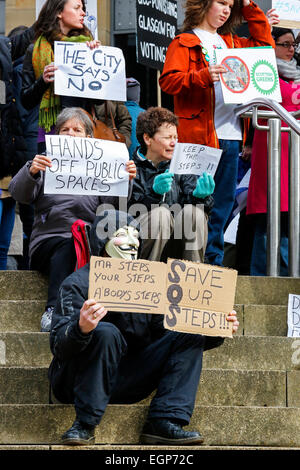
[235,98,300,278]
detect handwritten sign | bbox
[88,257,237,338]
[169,143,222,177]
[88,256,167,314]
[215,47,282,104]
[54,42,126,101]
[272,0,300,28]
[287,294,300,337]
[44,135,129,197]
[164,259,237,337]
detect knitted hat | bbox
[126,78,141,103]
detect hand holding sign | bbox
[30,154,52,176]
[79,299,108,335]
[193,172,215,199]
[208,64,227,83]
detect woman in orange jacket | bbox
[159,0,274,266]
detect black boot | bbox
[61,419,95,445]
[140,419,204,445]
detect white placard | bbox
[169,143,222,177]
[272,0,300,25]
[287,293,300,337]
[54,42,126,101]
[44,135,129,197]
[215,47,282,104]
[36,0,98,39]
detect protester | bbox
[128,107,215,262]
[9,107,136,332]
[159,0,275,267]
[125,78,145,157]
[21,0,100,153]
[247,27,300,275]
[48,208,239,446]
[8,25,39,269]
[0,24,35,269]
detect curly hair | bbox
[34,0,91,44]
[136,107,178,155]
[182,0,243,35]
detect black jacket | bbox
[0,26,35,178]
[128,149,214,214]
[49,210,223,367]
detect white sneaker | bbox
[40,306,54,332]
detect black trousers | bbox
[50,322,205,427]
[30,236,76,308]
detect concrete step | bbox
[0,301,286,336]
[0,444,299,451]
[0,333,299,370]
[0,271,48,300]
[1,404,300,447]
[2,367,298,408]
[0,272,299,306]
[0,300,45,332]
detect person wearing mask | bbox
[49,208,239,446]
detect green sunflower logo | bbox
[251,60,278,96]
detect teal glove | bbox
[193,172,215,199]
[153,169,174,195]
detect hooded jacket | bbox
[49,209,224,366]
[0,26,35,178]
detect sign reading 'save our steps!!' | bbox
[89,257,237,338]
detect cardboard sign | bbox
[163,259,237,337]
[88,256,237,338]
[169,143,222,177]
[44,135,129,197]
[215,47,282,104]
[36,0,98,39]
[272,0,300,28]
[287,293,300,337]
[88,256,167,314]
[54,42,126,101]
[136,0,177,71]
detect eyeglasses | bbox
[276,42,297,49]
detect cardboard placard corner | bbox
[88,256,167,314]
[287,293,300,337]
[164,258,237,338]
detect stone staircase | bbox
[0,271,300,450]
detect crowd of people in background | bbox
[0,0,297,446]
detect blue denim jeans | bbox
[0,198,16,270]
[250,213,289,276]
[205,139,240,266]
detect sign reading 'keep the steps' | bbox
[136,0,177,71]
